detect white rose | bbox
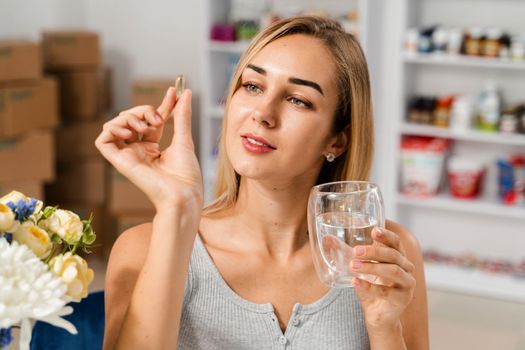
[40,209,83,244]
[12,221,52,258]
[0,203,18,232]
[0,190,43,215]
[49,252,94,301]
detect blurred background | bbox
[1,0,524,348]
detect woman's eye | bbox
[243,83,261,94]
[290,97,311,109]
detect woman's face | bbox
[225,34,340,183]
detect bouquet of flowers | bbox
[0,191,96,350]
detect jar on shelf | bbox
[447,156,485,199]
[433,95,454,128]
[483,28,503,58]
[464,27,484,56]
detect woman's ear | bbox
[326,125,350,157]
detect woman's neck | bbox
[229,176,316,260]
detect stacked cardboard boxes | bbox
[110,80,175,232]
[42,31,114,258]
[0,40,59,198]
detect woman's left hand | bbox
[351,227,416,331]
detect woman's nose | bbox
[251,95,277,128]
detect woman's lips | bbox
[241,134,276,154]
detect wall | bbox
[0,0,205,112]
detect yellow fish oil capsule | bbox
[175,75,186,99]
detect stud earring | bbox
[325,152,336,162]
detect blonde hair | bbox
[204,16,374,215]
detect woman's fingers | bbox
[170,89,194,148]
[351,260,416,288]
[353,244,414,274]
[157,87,178,120]
[372,227,405,254]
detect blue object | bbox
[0,327,13,348]
[30,291,105,350]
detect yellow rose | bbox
[0,190,43,215]
[49,252,94,301]
[40,209,83,244]
[0,203,18,233]
[12,221,52,258]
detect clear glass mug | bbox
[307,181,385,287]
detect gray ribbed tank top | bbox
[177,235,370,349]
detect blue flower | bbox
[0,327,13,347]
[6,198,38,221]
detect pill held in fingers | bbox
[175,74,186,99]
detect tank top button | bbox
[292,317,300,326]
[278,336,288,345]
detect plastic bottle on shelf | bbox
[447,28,463,55]
[405,28,420,54]
[476,81,501,132]
[511,35,525,61]
[450,95,473,132]
[432,27,448,54]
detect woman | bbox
[96,16,429,349]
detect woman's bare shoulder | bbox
[385,219,421,254]
[104,222,154,299]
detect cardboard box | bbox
[42,31,100,70]
[132,80,173,107]
[0,131,54,182]
[0,41,42,82]
[55,67,111,121]
[0,78,59,138]
[55,118,106,162]
[0,180,44,199]
[108,170,154,214]
[45,159,107,204]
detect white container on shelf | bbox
[450,95,474,132]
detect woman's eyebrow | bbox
[246,64,324,96]
[288,77,324,96]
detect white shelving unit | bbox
[380,0,525,302]
[425,263,525,303]
[200,0,380,203]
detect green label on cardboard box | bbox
[0,47,12,57]
[10,89,33,101]
[0,139,16,150]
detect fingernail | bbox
[355,246,366,257]
[375,227,384,237]
[351,260,363,270]
[139,121,148,128]
[155,114,163,122]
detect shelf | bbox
[425,262,525,303]
[396,193,525,220]
[400,123,525,146]
[403,52,525,70]
[208,40,250,54]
